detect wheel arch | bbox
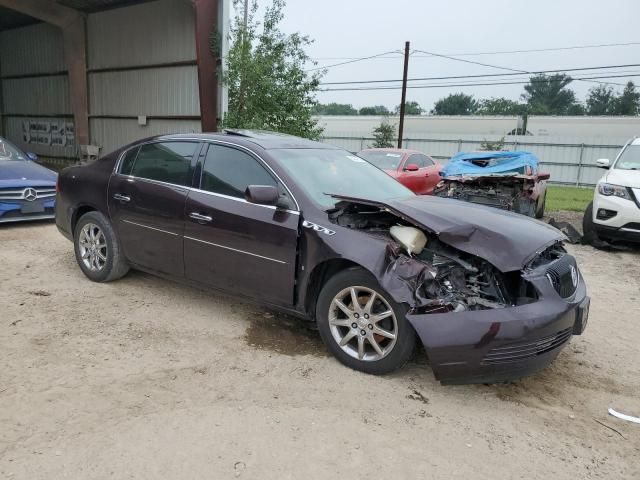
[71,204,100,234]
[304,258,371,319]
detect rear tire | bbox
[74,211,129,282]
[316,267,416,375]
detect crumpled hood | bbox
[334,194,565,272]
[0,160,57,188]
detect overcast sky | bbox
[235,0,640,112]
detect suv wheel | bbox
[74,211,129,282]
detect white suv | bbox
[583,137,640,244]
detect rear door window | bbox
[129,142,198,186]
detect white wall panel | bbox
[2,76,71,115]
[89,66,199,116]
[0,23,65,76]
[88,0,196,69]
[90,118,201,155]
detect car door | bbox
[400,154,429,194]
[108,140,199,277]
[183,142,299,306]
[418,154,441,195]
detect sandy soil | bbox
[1,221,639,479]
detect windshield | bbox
[357,150,403,170]
[615,144,640,170]
[0,139,28,161]
[272,148,414,209]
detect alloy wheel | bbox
[78,223,108,272]
[328,286,398,361]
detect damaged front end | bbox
[328,196,588,384]
[330,200,538,315]
[434,174,540,216]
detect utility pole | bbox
[243,0,248,29]
[397,41,410,148]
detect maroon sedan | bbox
[357,148,442,195]
[55,131,589,384]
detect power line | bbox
[305,50,402,72]
[321,73,640,92]
[309,42,640,61]
[320,63,640,85]
[412,48,624,86]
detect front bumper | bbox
[0,199,56,224]
[406,270,589,385]
[592,190,640,240]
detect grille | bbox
[481,327,572,365]
[546,254,578,298]
[0,187,56,201]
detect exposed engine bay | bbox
[433,175,537,216]
[329,201,539,314]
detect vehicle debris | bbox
[434,151,550,218]
[608,407,640,424]
[548,218,582,244]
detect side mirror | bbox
[404,163,419,172]
[26,152,38,161]
[245,185,279,206]
[538,171,551,181]
[596,158,610,169]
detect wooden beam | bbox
[0,0,81,27]
[0,0,89,147]
[63,17,89,146]
[193,0,218,132]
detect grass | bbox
[546,185,593,212]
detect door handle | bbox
[113,193,130,203]
[189,212,213,223]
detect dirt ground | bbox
[1,220,639,479]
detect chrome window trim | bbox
[114,174,299,216]
[113,137,301,214]
[184,235,287,264]
[121,219,179,236]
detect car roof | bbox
[358,148,424,155]
[149,130,340,150]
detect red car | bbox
[357,148,442,195]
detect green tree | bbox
[615,81,640,115]
[480,137,505,151]
[359,105,390,116]
[222,0,323,139]
[371,122,396,148]
[394,101,423,115]
[521,74,581,115]
[313,103,358,115]
[431,93,478,115]
[586,85,617,115]
[477,97,525,116]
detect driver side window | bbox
[200,144,295,209]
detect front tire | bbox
[316,267,417,375]
[582,201,602,246]
[74,211,129,282]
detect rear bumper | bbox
[407,273,588,385]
